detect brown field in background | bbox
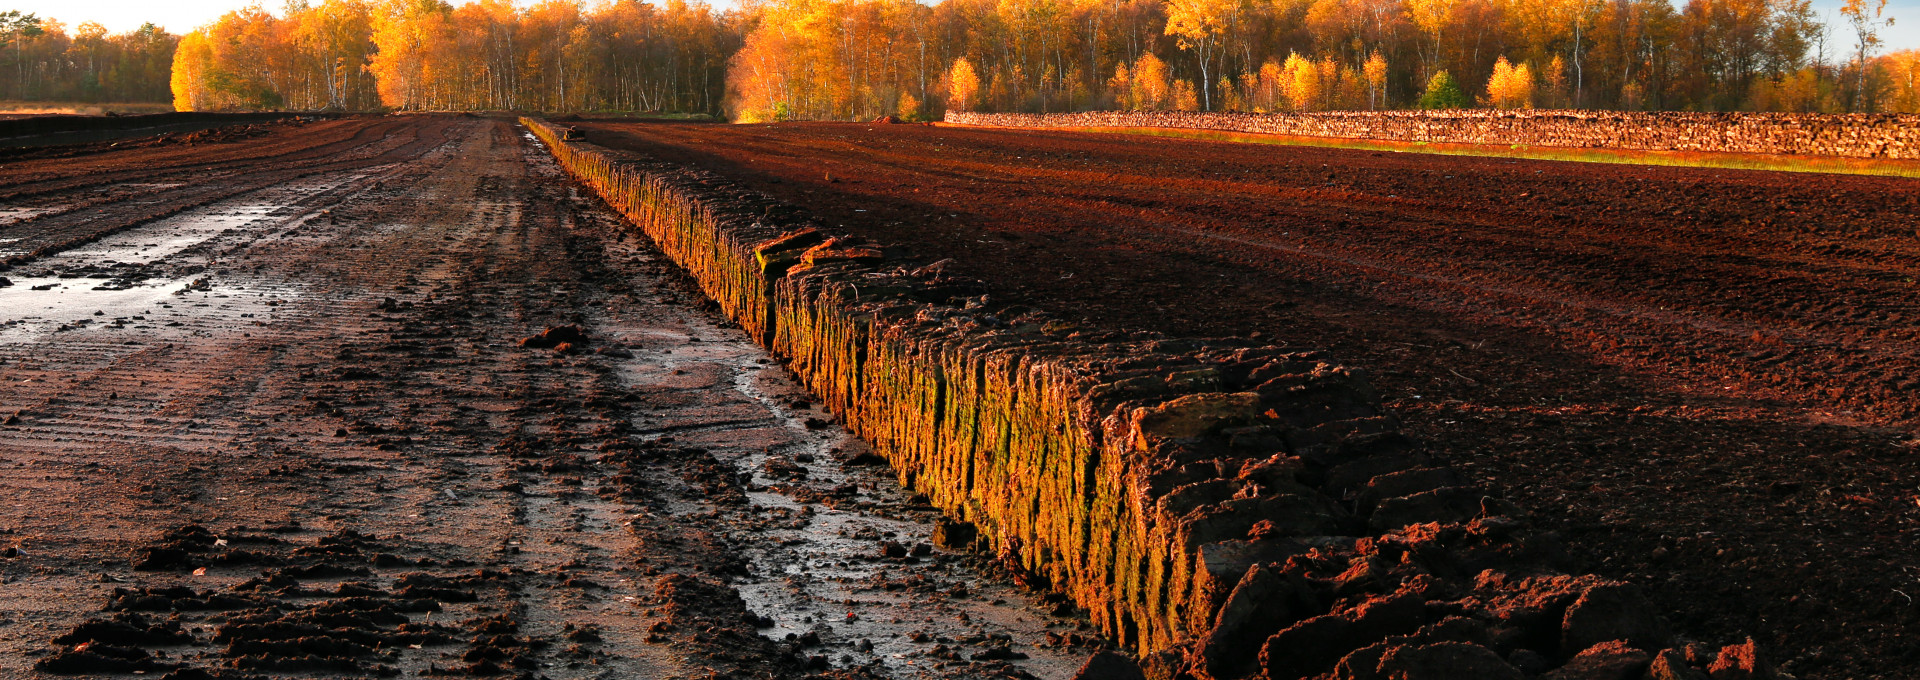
[0,101,174,118]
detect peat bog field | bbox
[577,119,1920,679]
[0,112,1916,680]
[0,116,1091,679]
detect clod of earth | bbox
[520,324,589,349]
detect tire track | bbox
[0,116,1092,680]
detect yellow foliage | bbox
[141,0,1900,117]
[170,5,309,111]
[1250,59,1284,111]
[1880,50,1920,112]
[1164,0,1235,47]
[1748,68,1833,112]
[1172,78,1200,110]
[1218,76,1241,111]
[171,0,724,114]
[1542,55,1568,107]
[1265,51,1365,111]
[1108,63,1132,109]
[1404,0,1460,54]
[169,31,212,111]
[1282,52,1318,110]
[1134,53,1172,110]
[949,58,981,112]
[1363,51,1388,109]
[1485,56,1534,109]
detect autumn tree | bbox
[171,7,288,110]
[1171,77,1200,108]
[1280,52,1319,109]
[1484,56,1534,107]
[1164,0,1242,109]
[949,57,981,111]
[1841,0,1894,108]
[1881,49,1920,111]
[115,0,1899,117]
[1404,0,1457,81]
[1133,52,1172,109]
[1363,50,1388,108]
[0,12,174,104]
[1539,54,1568,107]
[1240,58,1284,110]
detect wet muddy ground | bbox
[0,117,1092,678]
[574,120,1920,679]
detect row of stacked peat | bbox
[522,118,1781,680]
[0,111,311,139]
[946,109,1920,160]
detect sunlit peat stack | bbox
[949,109,1920,160]
[525,118,1780,680]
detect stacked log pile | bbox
[947,110,1920,160]
[523,117,1782,680]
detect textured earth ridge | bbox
[566,119,1920,680]
[527,117,1788,680]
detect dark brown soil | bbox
[575,120,1920,679]
[0,117,1089,679]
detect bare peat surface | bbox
[575,120,1920,679]
[0,116,1090,679]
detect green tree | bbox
[1418,69,1469,108]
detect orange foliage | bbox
[173,0,729,113]
[1484,56,1534,108]
[135,0,1904,116]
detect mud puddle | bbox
[593,253,1092,678]
[0,206,59,226]
[0,169,387,341]
[726,362,1092,678]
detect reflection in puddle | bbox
[608,318,1090,679]
[0,276,187,337]
[0,172,368,343]
[721,386,1090,679]
[0,207,58,227]
[58,202,306,266]
[0,277,295,344]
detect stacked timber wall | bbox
[947,109,1920,159]
[523,118,1778,680]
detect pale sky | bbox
[7,0,1916,51]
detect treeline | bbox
[15,0,1909,117]
[726,0,1915,120]
[171,0,733,113]
[0,11,176,103]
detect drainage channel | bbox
[583,227,1100,680]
